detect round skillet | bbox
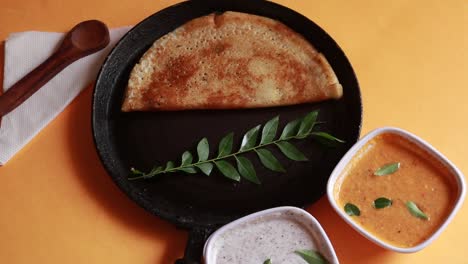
[92,0,362,263]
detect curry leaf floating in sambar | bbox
[406,201,429,220]
[128,110,343,183]
[373,197,392,209]
[344,203,360,216]
[374,162,400,176]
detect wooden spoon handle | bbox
[0,47,79,116]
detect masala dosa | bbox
[121,11,342,111]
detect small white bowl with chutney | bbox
[327,127,466,253]
[203,206,339,263]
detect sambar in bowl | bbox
[327,127,466,253]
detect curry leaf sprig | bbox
[129,110,344,183]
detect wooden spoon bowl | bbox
[0,20,110,119]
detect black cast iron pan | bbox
[92,0,362,263]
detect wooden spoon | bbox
[0,20,110,119]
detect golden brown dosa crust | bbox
[121,11,342,111]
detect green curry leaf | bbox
[218,132,234,157]
[275,141,308,161]
[297,111,318,138]
[295,249,329,264]
[374,162,400,176]
[196,163,214,176]
[215,160,241,181]
[197,137,209,162]
[181,151,193,166]
[280,119,301,139]
[260,116,279,144]
[256,149,286,172]
[373,197,392,209]
[240,125,261,151]
[344,203,360,216]
[235,156,260,184]
[179,166,197,174]
[406,201,429,220]
[165,161,175,170]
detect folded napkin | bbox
[0,26,132,165]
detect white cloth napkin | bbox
[0,26,132,165]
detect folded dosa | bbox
[121,11,342,111]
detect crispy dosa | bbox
[121,11,342,111]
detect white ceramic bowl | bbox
[203,206,339,263]
[327,127,466,253]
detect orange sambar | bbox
[335,133,457,248]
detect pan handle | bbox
[175,227,214,264]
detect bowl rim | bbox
[326,126,467,253]
[203,206,339,263]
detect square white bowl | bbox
[203,206,339,263]
[327,127,466,253]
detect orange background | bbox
[0,0,467,263]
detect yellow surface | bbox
[0,0,466,263]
